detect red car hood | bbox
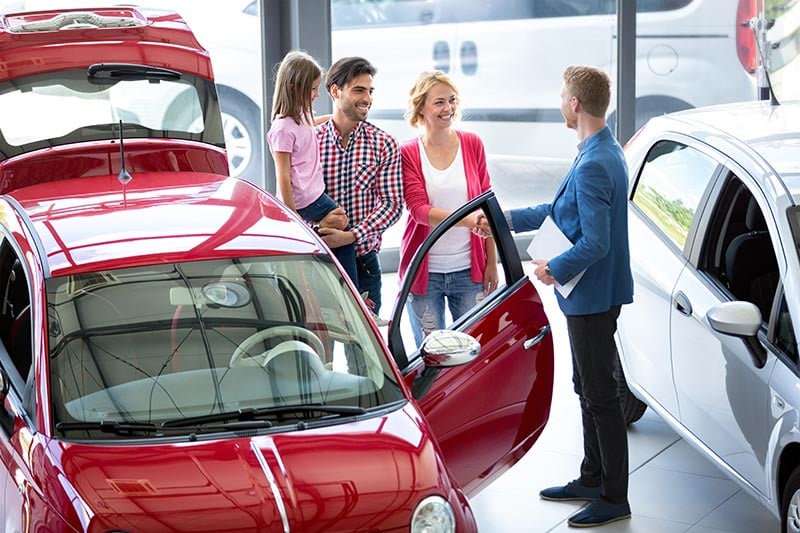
[45,406,454,532]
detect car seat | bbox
[724,197,779,320]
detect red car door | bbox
[387,192,553,496]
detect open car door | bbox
[387,191,553,496]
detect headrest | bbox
[745,197,767,232]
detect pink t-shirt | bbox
[267,116,325,209]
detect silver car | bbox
[616,99,800,531]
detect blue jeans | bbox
[298,193,358,285]
[356,251,382,313]
[407,268,484,345]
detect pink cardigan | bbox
[399,130,492,295]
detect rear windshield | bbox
[0,67,225,162]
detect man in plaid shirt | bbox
[316,57,403,314]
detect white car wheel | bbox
[782,466,800,532]
[217,89,263,184]
[222,111,254,178]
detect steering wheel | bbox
[229,325,325,367]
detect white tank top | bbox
[418,137,471,273]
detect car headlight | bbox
[411,495,456,533]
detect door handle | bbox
[524,325,551,350]
[674,291,692,316]
[433,41,450,73]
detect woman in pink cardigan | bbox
[399,70,498,344]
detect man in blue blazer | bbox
[485,65,633,527]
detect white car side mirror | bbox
[707,301,762,338]
[421,330,481,367]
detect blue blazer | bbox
[510,126,633,316]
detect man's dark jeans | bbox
[566,305,628,504]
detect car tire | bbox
[217,87,263,185]
[782,465,800,533]
[614,351,647,424]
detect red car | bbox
[0,7,553,532]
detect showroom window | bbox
[11,0,793,255]
[631,140,718,251]
[330,0,768,251]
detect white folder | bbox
[526,216,585,298]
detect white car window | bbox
[631,140,718,250]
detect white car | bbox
[331,0,764,157]
[616,98,800,530]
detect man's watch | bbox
[544,264,552,277]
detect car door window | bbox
[630,140,719,252]
[695,175,780,324]
[387,192,524,370]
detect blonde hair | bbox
[562,65,611,119]
[404,70,461,128]
[271,50,323,125]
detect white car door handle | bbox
[674,291,692,316]
[524,325,551,349]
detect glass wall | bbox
[4,0,799,251]
[328,0,797,248]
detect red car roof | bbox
[0,6,214,81]
[7,173,322,277]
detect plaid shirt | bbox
[316,120,403,256]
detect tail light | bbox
[736,0,758,74]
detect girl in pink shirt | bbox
[267,51,357,283]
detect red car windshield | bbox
[46,255,404,439]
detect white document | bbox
[526,216,585,298]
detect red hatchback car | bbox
[0,7,554,532]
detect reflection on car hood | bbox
[9,173,321,277]
[46,406,446,532]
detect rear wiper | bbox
[88,63,181,84]
[162,404,367,428]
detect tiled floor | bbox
[379,266,780,532]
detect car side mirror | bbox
[707,301,761,336]
[411,330,482,400]
[420,330,481,368]
[707,301,767,368]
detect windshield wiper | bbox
[56,420,160,436]
[162,404,367,428]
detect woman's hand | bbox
[483,261,499,294]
